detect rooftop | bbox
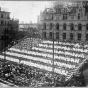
[0,7,10,13]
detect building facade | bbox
[10,18,19,30]
[0,7,11,50]
[39,1,88,43]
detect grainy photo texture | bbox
[0,0,88,87]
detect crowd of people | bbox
[0,58,66,87]
[6,39,88,79]
[0,38,87,87]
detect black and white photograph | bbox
[0,0,88,87]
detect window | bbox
[70,33,74,40]
[52,16,53,20]
[70,23,74,31]
[63,15,65,20]
[7,15,10,19]
[5,21,6,25]
[43,32,46,38]
[86,34,88,41]
[56,32,59,39]
[1,35,4,40]
[66,14,67,19]
[1,14,3,18]
[56,23,59,30]
[78,14,80,19]
[63,23,66,30]
[63,33,66,40]
[78,23,82,30]
[85,7,88,14]
[50,23,53,29]
[43,23,46,29]
[79,8,82,13]
[63,14,67,20]
[1,20,3,25]
[8,21,10,25]
[77,33,81,41]
[49,32,52,39]
[86,24,88,30]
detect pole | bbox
[19,42,22,65]
[4,32,6,65]
[52,26,55,86]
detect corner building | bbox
[0,7,10,50]
[39,1,88,43]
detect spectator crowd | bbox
[0,38,87,87]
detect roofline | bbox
[0,11,10,13]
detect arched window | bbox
[86,24,88,30]
[43,23,46,29]
[70,23,74,31]
[50,23,53,29]
[56,23,59,30]
[63,23,66,30]
[78,23,82,30]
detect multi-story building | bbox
[0,7,11,50]
[39,1,88,43]
[10,18,19,30]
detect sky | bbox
[0,1,52,23]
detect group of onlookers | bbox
[8,38,87,81]
[0,58,66,87]
[0,38,87,87]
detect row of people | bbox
[13,38,41,50]
[8,48,77,68]
[42,40,88,49]
[36,45,86,57]
[38,43,87,53]
[1,52,75,78]
[32,47,85,59]
[1,52,69,75]
[7,45,82,75]
[9,47,80,64]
